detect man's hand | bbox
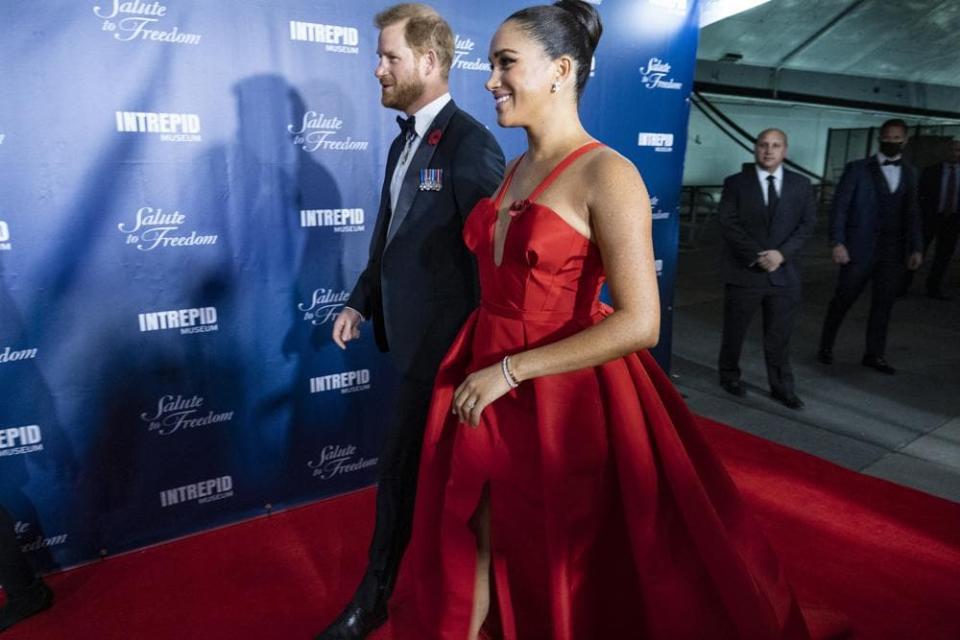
[907,251,923,271]
[831,244,851,265]
[756,249,785,272]
[331,307,363,349]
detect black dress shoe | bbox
[315,602,388,640]
[771,391,805,410]
[720,380,746,397]
[0,578,53,632]
[816,348,833,364]
[862,355,896,374]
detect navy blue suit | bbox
[344,99,504,611]
[819,156,922,358]
[718,166,816,395]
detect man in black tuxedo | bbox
[717,129,816,409]
[818,119,923,374]
[917,138,960,299]
[0,505,53,632]
[318,5,504,639]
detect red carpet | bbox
[4,417,959,640]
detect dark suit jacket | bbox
[918,162,945,221]
[347,100,504,379]
[718,165,817,287]
[828,156,923,263]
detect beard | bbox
[380,76,425,112]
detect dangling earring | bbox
[551,80,561,93]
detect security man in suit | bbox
[916,137,960,299]
[718,128,816,409]
[320,4,504,639]
[818,119,923,374]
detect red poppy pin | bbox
[427,128,443,146]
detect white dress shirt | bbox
[388,92,451,215]
[755,164,783,206]
[876,152,902,193]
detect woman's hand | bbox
[452,363,513,427]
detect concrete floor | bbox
[670,218,960,503]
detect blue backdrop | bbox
[0,0,699,572]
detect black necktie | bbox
[882,159,901,166]
[396,114,416,139]
[766,174,778,217]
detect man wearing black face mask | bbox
[817,119,923,374]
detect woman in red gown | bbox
[391,2,813,638]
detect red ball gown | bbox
[391,142,812,639]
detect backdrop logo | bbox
[0,133,5,145]
[288,112,369,153]
[648,0,686,12]
[289,20,359,54]
[310,369,371,395]
[160,475,233,507]
[298,288,350,325]
[650,195,670,220]
[0,220,9,250]
[0,346,39,364]
[300,207,365,233]
[116,111,202,142]
[307,444,377,480]
[0,425,44,458]
[138,307,219,334]
[118,206,218,250]
[453,35,490,72]
[140,395,234,436]
[639,58,683,90]
[93,1,202,45]
[638,132,674,152]
[14,521,68,553]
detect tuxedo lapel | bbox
[385,100,458,248]
[370,134,405,258]
[868,157,892,196]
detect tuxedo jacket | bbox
[828,156,923,263]
[347,100,504,379]
[718,165,817,288]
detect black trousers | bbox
[719,283,800,396]
[354,374,433,610]
[926,214,958,293]
[819,252,904,358]
[0,505,35,597]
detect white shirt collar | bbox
[877,152,902,163]
[408,93,451,138]
[755,164,784,181]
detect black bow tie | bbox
[882,159,901,166]
[396,114,416,138]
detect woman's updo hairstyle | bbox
[506,0,603,99]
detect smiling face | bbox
[485,20,565,128]
[375,21,427,113]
